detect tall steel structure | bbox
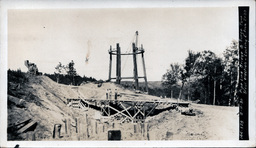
[108,31,148,93]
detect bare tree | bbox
[55,62,65,83]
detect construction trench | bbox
[60,88,190,141]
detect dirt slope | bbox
[8,76,84,140]
[7,75,239,141]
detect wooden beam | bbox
[146,103,158,117]
[118,45,121,84]
[108,105,133,121]
[112,106,131,117]
[63,119,67,135]
[132,43,139,90]
[108,45,112,81]
[120,116,128,123]
[110,50,144,55]
[134,106,145,116]
[17,120,37,134]
[12,119,32,129]
[101,106,110,116]
[120,102,133,118]
[85,114,89,138]
[132,109,141,119]
[110,76,145,80]
[116,43,121,84]
[141,50,149,93]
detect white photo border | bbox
[1,0,255,147]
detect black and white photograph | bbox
[0,0,255,147]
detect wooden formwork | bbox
[68,98,190,123]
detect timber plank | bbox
[17,120,37,134]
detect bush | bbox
[44,73,97,85]
[8,69,28,84]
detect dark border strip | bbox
[238,6,249,140]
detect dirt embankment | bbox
[8,75,134,140]
[8,75,239,141]
[8,75,85,140]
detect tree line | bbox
[45,60,97,86]
[7,60,97,86]
[162,40,239,106]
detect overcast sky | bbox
[8,8,238,81]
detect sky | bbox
[8,8,238,81]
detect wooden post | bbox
[75,118,78,133]
[53,124,62,139]
[144,123,146,137]
[132,43,139,90]
[137,122,141,134]
[141,45,148,93]
[80,120,84,140]
[77,118,81,140]
[135,31,139,47]
[91,120,94,136]
[133,102,136,117]
[63,119,67,135]
[52,124,56,139]
[134,124,137,133]
[85,114,89,138]
[108,106,110,116]
[116,43,121,84]
[97,122,101,135]
[57,124,61,139]
[141,123,143,135]
[139,122,143,140]
[144,122,147,140]
[143,106,146,120]
[95,120,98,134]
[146,123,149,140]
[109,46,112,81]
[118,45,121,84]
[116,44,118,83]
[67,119,71,137]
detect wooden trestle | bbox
[67,98,190,123]
[108,31,149,93]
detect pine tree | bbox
[66,60,77,85]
